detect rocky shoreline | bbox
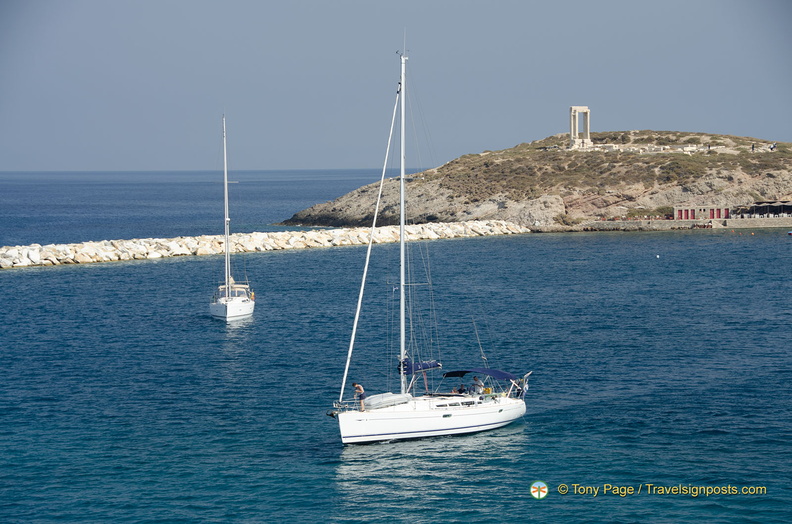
[0,220,530,270]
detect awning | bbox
[442,368,518,381]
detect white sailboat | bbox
[329,53,531,444]
[209,115,255,321]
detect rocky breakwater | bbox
[0,220,530,270]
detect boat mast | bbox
[399,53,407,395]
[222,115,231,298]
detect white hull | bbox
[210,297,255,321]
[337,394,526,444]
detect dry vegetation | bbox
[419,131,792,202]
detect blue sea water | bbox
[1,171,791,522]
[0,170,384,246]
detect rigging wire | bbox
[404,60,438,175]
[473,317,489,368]
[340,56,446,399]
[338,86,401,403]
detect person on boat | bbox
[472,376,485,394]
[511,379,523,398]
[457,383,467,394]
[352,382,366,412]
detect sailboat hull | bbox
[337,395,526,444]
[210,297,255,321]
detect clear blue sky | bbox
[1,0,790,172]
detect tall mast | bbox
[399,53,407,395]
[222,115,231,298]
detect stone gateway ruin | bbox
[569,105,592,149]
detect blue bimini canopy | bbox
[442,368,518,381]
[399,358,442,375]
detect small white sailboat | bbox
[210,115,255,321]
[329,53,531,444]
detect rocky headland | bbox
[282,130,792,231]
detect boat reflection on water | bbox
[333,424,529,515]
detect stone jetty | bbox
[0,220,530,270]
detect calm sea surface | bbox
[1,171,790,522]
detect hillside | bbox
[282,131,792,230]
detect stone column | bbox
[569,106,591,149]
[569,107,578,148]
[582,109,590,142]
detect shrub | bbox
[554,214,584,226]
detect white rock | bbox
[74,252,93,264]
[25,248,42,264]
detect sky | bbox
[1,0,790,172]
